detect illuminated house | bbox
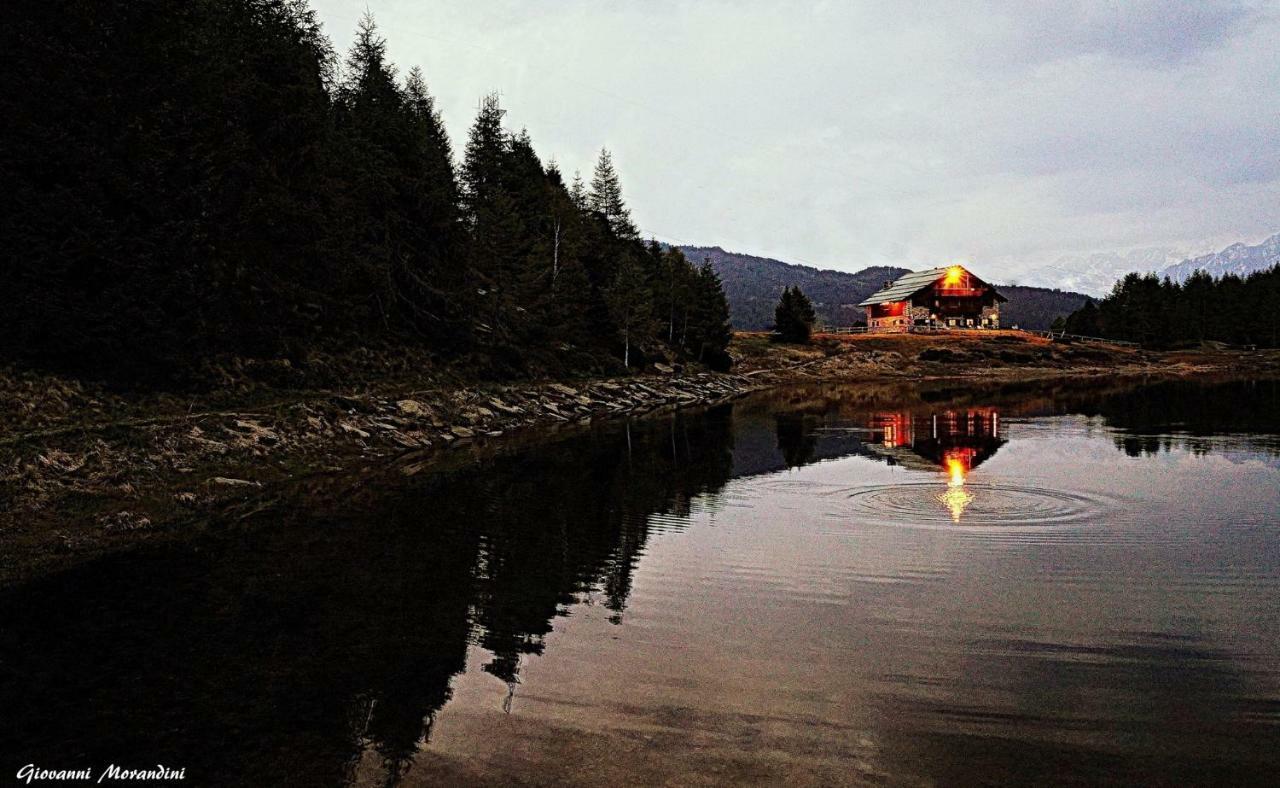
[858,265,1006,332]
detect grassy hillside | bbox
[680,246,1087,331]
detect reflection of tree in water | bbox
[0,406,738,787]
[471,405,736,684]
[774,413,819,468]
[8,378,1270,785]
[1077,379,1280,458]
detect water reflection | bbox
[1,378,1278,785]
[864,408,1004,522]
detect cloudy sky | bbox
[310,1,1280,279]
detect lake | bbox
[3,377,1279,786]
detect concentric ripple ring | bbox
[839,482,1111,528]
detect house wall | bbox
[867,301,910,332]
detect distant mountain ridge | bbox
[1024,247,1190,296]
[1161,233,1280,283]
[678,246,1087,331]
[1024,233,1280,295]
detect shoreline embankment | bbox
[3,329,1277,583]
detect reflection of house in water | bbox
[870,408,1006,522]
[868,408,1005,476]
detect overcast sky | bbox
[310,1,1280,278]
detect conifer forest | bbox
[0,1,733,385]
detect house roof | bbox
[857,265,1006,306]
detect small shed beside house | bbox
[858,265,1006,332]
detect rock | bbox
[654,363,674,374]
[209,476,261,488]
[338,422,370,439]
[450,426,475,439]
[173,492,198,506]
[232,419,280,446]
[390,431,424,449]
[547,383,578,396]
[488,398,523,415]
[396,399,430,416]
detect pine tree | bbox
[689,262,733,368]
[397,66,465,341]
[1064,298,1100,336]
[588,148,637,239]
[462,93,507,216]
[774,286,815,343]
[568,171,588,211]
[461,93,522,344]
[331,13,411,330]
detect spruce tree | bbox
[588,148,637,239]
[569,171,588,211]
[397,66,465,341]
[774,286,815,343]
[461,94,523,345]
[332,13,410,331]
[690,262,733,368]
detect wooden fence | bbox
[816,325,1141,347]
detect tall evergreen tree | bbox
[568,171,588,211]
[588,148,637,239]
[461,94,524,348]
[689,262,733,369]
[773,286,816,343]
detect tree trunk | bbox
[551,219,560,289]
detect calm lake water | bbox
[3,378,1279,786]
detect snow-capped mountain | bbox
[1023,247,1189,296]
[1022,233,1280,295]
[1160,233,1280,283]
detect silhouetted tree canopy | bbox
[1063,267,1280,348]
[773,286,817,343]
[0,1,733,385]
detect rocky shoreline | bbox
[0,369,769,582]
[4,331,1280,583]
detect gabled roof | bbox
[857,267,950,306]
[857,265,1006,306]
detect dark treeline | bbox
[1,1,732,383]
[1060,266,1280,348]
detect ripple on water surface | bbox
[834,481,1118,530]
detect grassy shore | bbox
[3,330,1277,583]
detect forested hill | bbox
[680,246,1088,331]
[679,247,908,330]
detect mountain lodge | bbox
[858,265,1006,332]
